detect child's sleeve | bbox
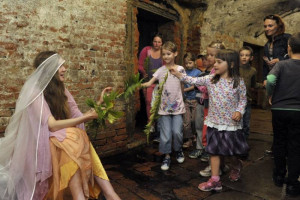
[251,68,264,89]
[236,79,247,115]
[180,74,209,87]
[266,63,281,96]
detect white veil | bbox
[0,54,65,200]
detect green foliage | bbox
[144,71,169,142]
[123,73,143,99]
[86,73,145,139]
[86,91,124,139]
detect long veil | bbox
[0,54,65,200]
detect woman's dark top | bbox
[263,33,291,80]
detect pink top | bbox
[153,65,186,115]
[138,46,152,76]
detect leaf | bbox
[86,98,96,108]
[144,71,168,143]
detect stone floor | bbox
[98,108,298,200]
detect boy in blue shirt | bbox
[182,53,202,148]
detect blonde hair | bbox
[162,41,177,53]
[208,41,226,49]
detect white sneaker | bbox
[161,157,171,171]
[199,165,222,177]
[176,150,185,163]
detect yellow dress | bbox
[45,127,109,200]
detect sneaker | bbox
[198,178,222,192]
[200,152,209,162]
[176,150,185,163]
[199,165,222,177]
[189,149,203,159]
[161,157,171,171]
[229,168,241,182]
[152,136,160,143]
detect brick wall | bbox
[0,0,129,155]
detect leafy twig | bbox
[144,70,168,142]
[86,91,124,139]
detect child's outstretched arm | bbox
[169,66,207,87]
[141,77,157,88]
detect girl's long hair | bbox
[34,51,70,119]
[211,49,240,88]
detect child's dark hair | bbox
[184,52,196,62]
[162,41,177,53]
[211,49,240,88]
[288,32,300,54]
[239,46,254,57]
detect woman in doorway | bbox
[138,33,164,138]
[263,14,291,86]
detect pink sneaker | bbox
[229,168,241,182]
[198,178,222,192]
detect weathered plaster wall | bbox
[199,0,300,51]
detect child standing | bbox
[142,41,186,171]
[239,46,263,140]
[170,49,248,191]
[189,55,209,159]
[267,32,300,197]
[182,53,202,148]
[198,42,226,177]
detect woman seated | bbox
[0,51,121,200]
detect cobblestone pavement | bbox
[98,108,298,200]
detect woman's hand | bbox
[84,108,98,120]
[169,66,182,78]
[232,111,242,122]
[268,58,279,67]
[98,87,112,105]
[264,57,279,68]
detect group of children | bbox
[141,38,271,192]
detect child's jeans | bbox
[195,103,205,150]
[242,103,251,139]
[159,115,183,154]
[183,99,197,140]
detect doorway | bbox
[135,7,175,131]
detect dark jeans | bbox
[272,110,300,184]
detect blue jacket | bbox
[263,33,291,80]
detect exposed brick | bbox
[112,134,128,142]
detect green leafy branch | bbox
[144,71,168,142]
[86,90,124,139]
[123,73,143,99]
[86,73,143,138]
